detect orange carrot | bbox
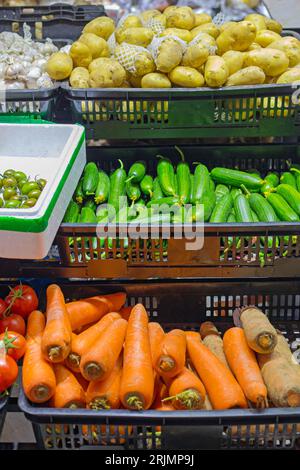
[149,322,165,367]
[186,332,248,410]
[119,306,133,321]
[23,311,56,403]
[51,364,86,408]
[65,312,121,372]
[86,356,122,409]
[223,327,268,408]
[153,380,174,411]
[154,329,186,378]
[41,285,72,363]
[163,367,206,410]
[120,304,154,410]
[73,372,89,392]
[186,331,202,342]
[80,318,127,381]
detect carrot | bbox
[149,322,165,367]
[23,311,56,403]
[153,380,174,411]
[154,329,186,378]
[41,285,72,363]
[80,318,127,381]
[240,306,278,354]
[73,372,89,391]
[186,333,248,410]
[163,367,206,410]
[65,312,121,372]
[223,327,268,408]
[51,364,86,408]
[186,331,202,342]
[120,303,154,410]
[119,306,133,321]
[86,356,122,409]
[200,322,230,369]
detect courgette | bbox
[230,188,242,200]
[211,168,264,190]
[147,196,180,208]
[266,193,299,222]
[83,198,97,212]
[210,193,233,223]
[127,161,146,183]
[157,156,177,197]
[191,163,210,204]
[280,172,297,189]
[152,177,164,200]
[276,184,300,216]
[209,178,215,192]
[82,162,98,196]
[74,178,84,204]
[215,184,230,203]
[108,160,127,214]
[79,207,98,223]
[126,179,141,203]
[95,170,110,205]
[140,175,154,197]
[249,193,277,222]
[175,147,190,204]
[63,200,80,223]
[201,191,216,222]
[234,194,253,222]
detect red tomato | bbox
[5,284,38,320]
[0,314,26,336]
[0,299,7,319]
[0,347,18,393]
[0,331,26,361]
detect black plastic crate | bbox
[18,278,300,450]
[0,3,106,40]
[0,395,8,439]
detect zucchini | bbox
[157,156,177,197]
[249,193,277,222]
[211,167,264,190]
[176,147,190,204]
[230,187,242,200]
[276,184,300,216]
[147,196,180,208]
[152,177,163,200]
[201,191,216,222]
[108,160,127,214]
[83,198,97,212]
[215,184,230,203]
[296,174,300,192]
[82,162,98,196]
[265,172,279,187]
[209,178,215,192]
[140,175,154,197]
[95,170,110,204]
[63,200,80,223]
[191,163,210,204]
[127,161,146,183]
[234,194,253,222]
[280,172,297,189]
[251,210,259,223]
[210,193,233,223]
[79,207,98,223]
[74,178,84,204]
[227,210,236,223]
[266,193,299,222]
[126,179,141,203]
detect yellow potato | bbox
[69,67,90,88]
[46,52,73,80]
[194,13,212,27]
[277,67,300,84]
[219,21,236,33]
[69,41,92,68]
[191,23,219,40]
[166,6,195,31]
[268,36,300,67]
[244,48,289,76]
[255,29,281,47]
[222,51,245,76]
[115,27,154,47]
[216,21,257,53]
[128,73,142,87]
[265,18,282,34]
[120,15,142,29]
[204,56,229,87]
[182,43,209,68]
[190,32,217,53]
[88,58,126,87]
[83,17,115,40]
[164,6,178,17]
[134,51,156,77]
[247,42,262,51]
[245,14,267,31]
[156,38,183,73]
[141,72,172,88]
[169,66,204,87]
[79,33,109,59]
[161,28,192,42]
[140,9,161,23]
[226,66,265,86]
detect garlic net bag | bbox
[189,33,217,55]
[148,35,187,63]
[114,42,149,74]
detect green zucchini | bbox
[230,187,242,200]
[175,147,190,204]
[209,178,215,192]
[249,193,277,222]
[227,210,236,223]
[211,167,264,190]
[157,156,177,197]
[140,175,154,197]
[127,161,146,183]
[234,194,253,222]
[147,196,180,208]
[215,184,230,203]
[210,193,233,223]
[63,200,80,223]
[95,170,110,205]
[266,193,299,222]
[201,191,216,222]
[83,198,97,212]
[74,178,84,204]
[126,179,141,203]
[250,210,259,222]
[108,160,127,214]
[265,172,279,187]
[191,163,210,204]
[82,162,98,196]
[280,172,297,189]
[79,207,98,223]
[152,177,164,200]
[276,184,300,216]
[296,174,300,192]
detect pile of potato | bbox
[45,8,300,89]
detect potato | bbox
[268,37,300,67]
[79,33,109,59]
[190,32,217,53]
[255,29,281,47]
[69,41,92,68]
[115,27,154,47]
[156,38,183,73]
[245,14,267,32]
[166,6,195,31]
[191,23,219,40]
[182,43,209,68]
[204,56,229,87]
[244,48,289,76]
[219,21,236,33]
[140,9,161,23]
[265,18,282,34]
[277,67,300,84]
[216,21,257,53]
[88,58,126,87]
[226,66,265,86]
[141,72,171,88]
[169,66,204,87]
[46,52,73,80]
[247,42,262,51]
[69,67,90,88]
[83,17,115,40]
[161,28,192,43]
[164,6,178,16]
[128,73,142,88]
[222,51,244,76]
[134,51,156,77]
[194,13,212,27]
[122,15,142,29]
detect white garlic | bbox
[27,66,41,80]
[5,80,25,89]
[37,73,53,89]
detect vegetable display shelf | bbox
[0,3,106,40]
[18,278,300,450]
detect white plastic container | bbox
[0,123,86,259]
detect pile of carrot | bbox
[22,293,300,412]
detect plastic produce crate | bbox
[0,3,106,40]
[18,278,300,450]
[0,396,8,439]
